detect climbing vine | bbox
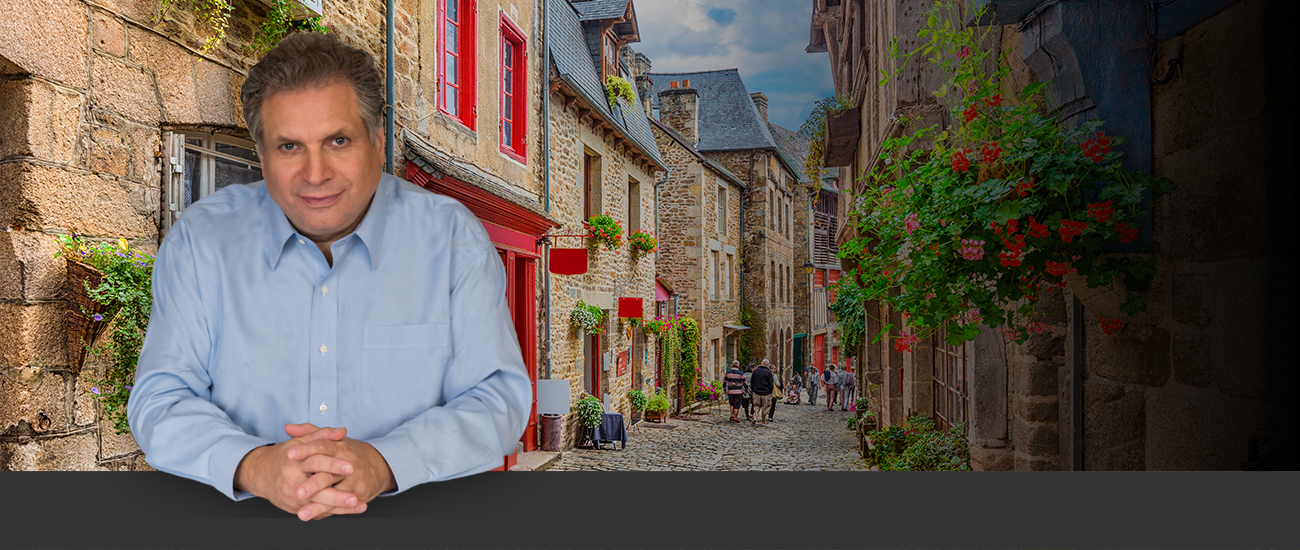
[797,94,857,182]
[156,0,328,56]
[737,300,766,368]
[677,316,700,395]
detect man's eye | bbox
[333,137,349,146]
[280,143,297,152]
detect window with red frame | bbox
[499,14,526,161]
[439,0,476,128]
[814,269,825,288]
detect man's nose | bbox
[303,149,332,185]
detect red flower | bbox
[999,249,1022,267]
[1080,131,1113,162]
[985,94,1004,107]
[963,104,979,123]
[1058,219,1088,243]
[894,331,922,354]
[1027,216,1050,238]
[1014,179,1035,197]
[951,149,971,172]
[1087,201,1115,224]
[1116,222,1138,243]
[957,46,971,59]
[981,141,1002,164]
[1045,260,1072,277]
[1098,316,1122,336]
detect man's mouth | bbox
[301,191,342,208]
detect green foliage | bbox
[678,316,700,393]
[844,0,1175,352]
[827,276,867,357]
[249,0,330,57]
[627,228,658,253]
[854,397,871,411]
[737,301,766,368]
[645,388,671,412]
[604,75,637,107]
[865,414,971,471]
[584,214,624,251]
[627,390,648,412]
[797,94,857,182]
[693,379,723,403]
[570,299,606,334]
[56,236,154,435]
[846,416,857,431]
[576,394,604,428]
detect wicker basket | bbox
[65,259,116,376]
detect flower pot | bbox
[644,409,667,423]
[64,259,115,376]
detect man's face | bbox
[259,80,384,244]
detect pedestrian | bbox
[724,361,745,423]
[760,360,778,422]
[838,366,856,411]
[804,365,819,406]
[741,365,754,421]
[750,360,775,427]
[788,372,803,404]
[823,364,839,411]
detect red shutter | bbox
[814,334,825,371]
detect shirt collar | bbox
[261,174,393,272]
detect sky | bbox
[630,0,835,132]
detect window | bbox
[603,33,619,81]
[628,177,641,232]
[770,261,776,307]
[439,0,476,128]
[499,13,527,161]
[726,254,734,300]
[163,131,261,230]
[583,152,602,221]
[717,186,726,236]
[712,251,720,300]
[768,189,775,229]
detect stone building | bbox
[809,0,1296,469]
[648,99,747,387]
[0,0,569,469]
[648,69,801,387]
[544,0,667,446]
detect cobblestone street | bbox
[547,392,870,471]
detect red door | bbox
[814,334,825,372]
[498,249,538,454]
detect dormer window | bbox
[603,32,618,80]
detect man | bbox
[789,371,802,404]
[741,365,754,421]
[804,365,819,406]
[126,33,531,521]
[839,366,856,411]
[823,364,839,411]
[749,360,775,427]
[760,359,779,422]
[724,361,745,423]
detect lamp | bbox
[802,261,815,275]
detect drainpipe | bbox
[384,0,395,173]
[543,0,552,379]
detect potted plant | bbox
[644,389,670,423]
[626,228,657,255]
[570,299,606,334]
[604,75,637,108]
[583,214,624,251]
[627,390,647,424]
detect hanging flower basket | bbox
[570,299,606,334]
[583,214,624,251]
[627,229,658,254]
[64,258,117,376]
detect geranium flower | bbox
[963,104,979,123]
[1086,201,1115,223]
[1098,316,1122,336]
[1058,220,1088,243]
[981,141,1002,164]
[950,149,971,172]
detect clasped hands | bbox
[233,423,397,521]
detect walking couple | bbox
[724,360,777,426]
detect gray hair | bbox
[241,32,384,148]
[760,359,771,366]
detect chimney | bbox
[750,92,769,124]
[658,81,700,145]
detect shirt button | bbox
[320,344,328,354]
[319,402,328,414]
[322,285,329,294]
[298,239,305,245]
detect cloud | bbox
[632,0,835,129]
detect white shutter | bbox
[161,132,186,235]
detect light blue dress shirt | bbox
[126,173,532,500]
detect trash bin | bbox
[540,413,563,452]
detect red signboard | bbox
[618,297,643,318]
[617,350,628,377]
[549,248,588,275]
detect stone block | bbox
[231,71,247,128]
[970,443,1013,471]
[0,80,30,159]
[0,302,67,369]
[1083,380,1145,470]
[1086,322,1170,387]
[126,29,199,124]
[1016,396,1059,424]
[93,12,126,58]
[1145,388,1279,470]
[1,163,158,238]
[1013,417,1060,458]
[73,373,99,427]
[0,368,71,432]
[0,0,88,87]
[1,430,99,470]
[92,54,162,124]
[135,454,156,471]
[1012,356,1059,398]
[1171,272,1212,326]
[1205,258,1271,400]
[0,79,84,165]
[100,413,139,460]
[93,0,157,23]
[1171,332,1213,387]
[195,60,237,126]
[0,231,65,301]
[1014,453,1059,471]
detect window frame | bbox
[438,0,477,130]
[499,12,527,162]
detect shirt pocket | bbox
[361,323,450,424]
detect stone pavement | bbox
[546,392,870,471]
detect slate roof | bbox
[648,69,777,153]
[767,122,813,185]
[649,118,748,190]
[570,0,630,21]
[549,0,665,170]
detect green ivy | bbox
[677,317,700,394]
[797,94,856,182]
[737,301,765,368]
[249,0,329,57]
[827,276,867,357]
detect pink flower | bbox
[904,213,920,235]
[957,239,986,261]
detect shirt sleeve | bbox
[365,213,532,493]
[126,223,274,500]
